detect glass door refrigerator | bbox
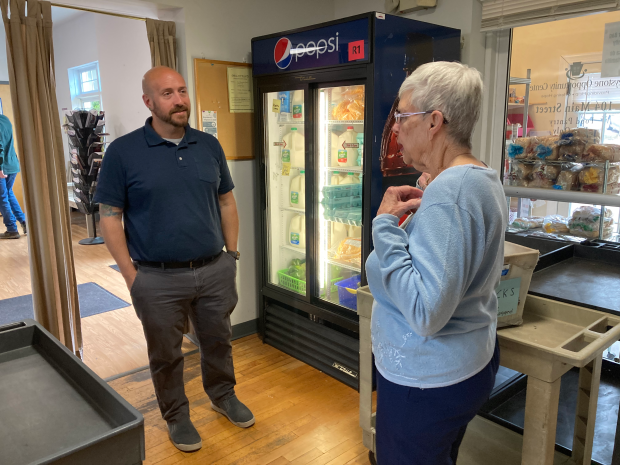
[252,12,461,389]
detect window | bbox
[495,11,620,244]
[68,62,102,111]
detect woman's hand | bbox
[377,185,423,218]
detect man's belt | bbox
[134,251,222,270]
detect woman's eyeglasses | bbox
[394,111,449,125]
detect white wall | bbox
[334,0,486,158]
[54,13,99,163]
[53,0,337,329]
[53,11,152,165]
[95,14,152,141]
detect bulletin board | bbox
[194,59,254,161]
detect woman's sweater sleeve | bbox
[372,205,476,337]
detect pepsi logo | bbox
[274,38,292,69]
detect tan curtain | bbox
[146,18,177,70]
[1,0,82,356]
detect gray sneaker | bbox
[0,231,20,239]
[167,418,202,452]
[20,222,26,236]
[211,395,255,428]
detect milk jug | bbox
[331,223,348,249]
[292,90,304,120]
[331,173,346,185]
[337,127,359,167]
[339,172,359,185]
[330,131,340,166]
[283,127,305,169]
[289,170,305,208]
[289,215,306,248]
[348,225,362,239]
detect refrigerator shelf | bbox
[280,206,305,213]
[326,167,363,173]
[327,120,364,125]
[324,216,363,227]
[278,121,305,126]
[327,258,361,272]
[281,244,306,254]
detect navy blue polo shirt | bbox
[93,118,235,262]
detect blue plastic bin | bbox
[335,274,361,310]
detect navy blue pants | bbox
[376,339,500,465]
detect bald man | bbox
[94,66,253,452]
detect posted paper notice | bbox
[227,67,253,113]
[202,111,218,139]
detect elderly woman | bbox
[366,61,507,464]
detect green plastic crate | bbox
[278,270,344,296]
[278,269,306,295]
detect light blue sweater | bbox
[366,165,508,388]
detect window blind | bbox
[481,0,618,31]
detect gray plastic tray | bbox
[0,320,144,465]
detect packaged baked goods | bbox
[579,164,620,193]
[558,137,587,162]
[504,161,532,187]
[543,215,570,234]
[529,162,560,188]
[332,85,365,121]
[560,128,601,145]
[556,128,600,162]
[532,135,560,160]
[584,144,620,162]
[333,237,362,266]
[568,206,614,239]
[511,217,544,230]
[554,165,582,191]
[507,138,532,159]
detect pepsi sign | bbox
[253,18,369,75]
[274,38,292,69]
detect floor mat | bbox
[0,283,130,326]
[109,264,120,272]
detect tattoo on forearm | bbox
[100,204,123,218]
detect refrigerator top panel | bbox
[252,16,370,76]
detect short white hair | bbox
[398,61,483,149]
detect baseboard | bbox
[232,318,259,340]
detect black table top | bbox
[529,257,620,314]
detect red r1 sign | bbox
[348,40,365,61]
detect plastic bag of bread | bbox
[568,206,614,238]
[511,217,543,230]
[332,86,365,121]
[529,162,560,188]
[554,165,582,191]
[543,215,570,234]
[333,237,362,266]
[579,164,620,193]
[584,144,620,162]
[504,161,532,187]
[560,128,601,145]
[507,138,532,159]
[557,136,587,162]
[532,135,560,160]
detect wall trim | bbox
[232,318,259,340]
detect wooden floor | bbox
[110,334,371,465]
[0,213,195,379]
[110,334,576,465]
